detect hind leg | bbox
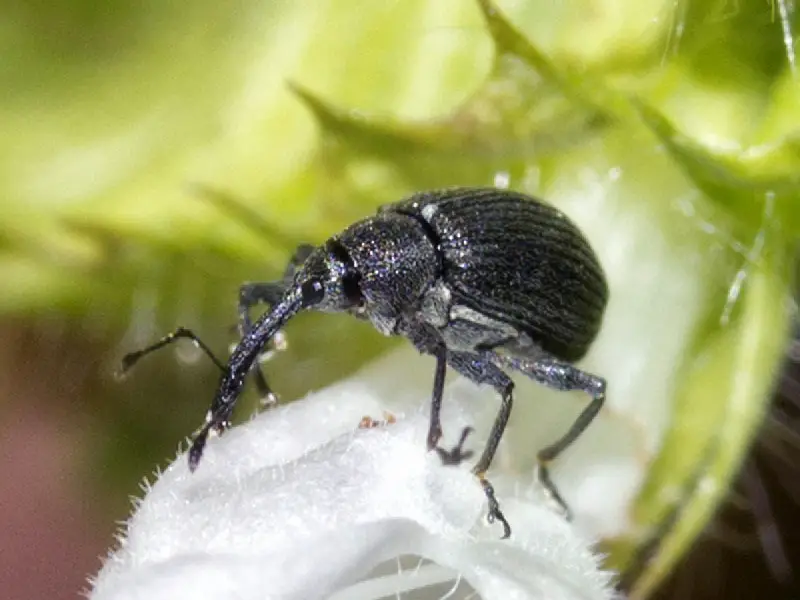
[401,326,514,537]
[493,353,606,520]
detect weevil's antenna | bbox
[188,288,305,471]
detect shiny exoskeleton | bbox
[121,187,609,538]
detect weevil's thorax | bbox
[337,212,439,335]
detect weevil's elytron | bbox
[122,187,609,538]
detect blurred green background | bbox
[0,1,797,598]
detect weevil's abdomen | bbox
[387,188,608,361]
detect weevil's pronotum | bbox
[121,187,609,537]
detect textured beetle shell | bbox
[388,188,608,362]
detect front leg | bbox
[238,282,285,334]
[238,244,315,335]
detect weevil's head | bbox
[294,213,438,335]
[291,239,366,314]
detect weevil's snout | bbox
[187,282,307,474]
[187,417,222,471]
[188,380,240,470]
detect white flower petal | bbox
[90,352,615,600]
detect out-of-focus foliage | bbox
[1,0,797,597]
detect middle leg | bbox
[447,351,515,539]
[402,324,513,536]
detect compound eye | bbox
[300,278,325,306]
[341,271,363,307]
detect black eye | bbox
[342,271,363,307]
[300,279,325,306]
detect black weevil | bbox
[121,187,609,538]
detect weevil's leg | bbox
[401,323,452,454]
[238,282,285,331]
[283,243,315,279]
[119,327,225,376]
[435,425,474,465]
[427,346,448,450]
[447,351,515,539]
[400,322,512,537]
[236,245,314,333]
[425,350,475,464]
[494,353,606,521]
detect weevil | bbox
[121,187,609,538]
